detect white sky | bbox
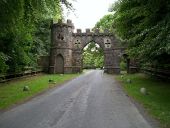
[64,0,117,31]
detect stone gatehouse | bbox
[48,19,125,74]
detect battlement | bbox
[52,19,112,36]
[73,28,112,36]
[52,19,74,28]
[67,19,73,26]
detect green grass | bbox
[116,73,170,128]
[0,73,80,109]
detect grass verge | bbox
[0,73,80,109]
[115,73,170,128]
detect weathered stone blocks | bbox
[49,19,124,74]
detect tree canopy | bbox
[0,0,71,74]
[83,42,104,69]
[94,14,114,33]
[95,0,170,69]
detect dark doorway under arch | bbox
[55,54,64,74]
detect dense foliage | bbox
[0,0,71,74]
[83,42,104,69]
[95,0,170,69]
[94,14,114,33]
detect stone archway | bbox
[82,41,104,69]
[55,54,64,74]
[72,30,121,74]
[49,19,125,74]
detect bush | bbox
[0,52,9,74]
[120,60,127,71]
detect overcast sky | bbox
[63,0,117,31]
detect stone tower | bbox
[49,20,74,74]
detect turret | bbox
[49,19,74,74]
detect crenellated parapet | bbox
[52,19,74,28]
[52,19,112,36]
[72,28,112,36]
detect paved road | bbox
[0,70,152,128]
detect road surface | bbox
[0,70,152,128]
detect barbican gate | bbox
[49,19,124,74]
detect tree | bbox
[0,0,72,74]
[95,0,170,69]
[83,42,104,69]
[94,14,114,33]
[112,0,170,69]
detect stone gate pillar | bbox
[72,29,83,73]
[72,50,82,73]
[104,50,121,74]
[103,36,121,74]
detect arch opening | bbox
[82,41,104,70]
[55,54,64,74]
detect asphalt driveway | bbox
[0,70,152,128]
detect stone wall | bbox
[38,56,49,72]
